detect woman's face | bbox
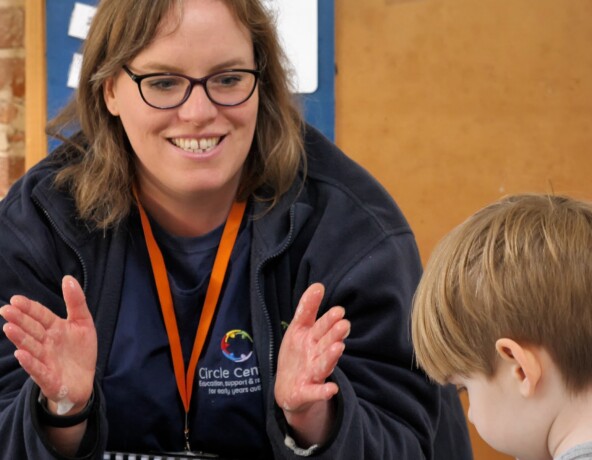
[104,0,258,204]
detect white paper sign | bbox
[68,3,96,40]
[66,0,318,94]
[264,0,318,93]
[67,52,83,89]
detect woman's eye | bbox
[146,78,183,91]
[213,74,242,87]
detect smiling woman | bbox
[101,0,260,236]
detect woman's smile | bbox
[169,136,223,154]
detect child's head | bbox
[412,193,592,458]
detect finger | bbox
[278,380,340,413]
[62,276,91,323]
[8,296,57,330]
[311,306,346,342]
[311,342,346,382]
[2,322,47,361]
[301,381,340,404]
[1,322,19,349]
[321,381,340,400]
[0,305,47,342]
[292,283,325,328]
[13,349,61,397]
[314,318,350,353]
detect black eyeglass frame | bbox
[122,65,260,109]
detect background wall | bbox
[0,0,25,197]
[334,0,592,459]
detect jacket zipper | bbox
[255,205,297,385]
[32,196,88,294]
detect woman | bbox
[0,0,472,458]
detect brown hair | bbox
[412,194,592,394]
[48,0,304,229]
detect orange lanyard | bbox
[134,190,246,451]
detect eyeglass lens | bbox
[140,71,257,108]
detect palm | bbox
[275,283,350,413]
[0,276,97,409]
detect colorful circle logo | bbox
[221,329,254,363]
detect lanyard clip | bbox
[184,412,192,453]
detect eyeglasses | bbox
[122,65,260,109]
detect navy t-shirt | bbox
[102,211,267,458]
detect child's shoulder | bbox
[554,441,592,460]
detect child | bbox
[412,193,592,460]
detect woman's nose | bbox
[176,84,218,124]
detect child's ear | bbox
[495,338,542,398]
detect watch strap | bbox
[37,390,95,428]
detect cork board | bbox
[335,0,592,459]
[24,0,46,169]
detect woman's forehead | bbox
[133,0,254,71]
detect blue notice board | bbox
[45,0,335,142]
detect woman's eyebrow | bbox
[132,58,253,74]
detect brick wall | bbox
[0,0,25,198]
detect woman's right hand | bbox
[0,275,97,416]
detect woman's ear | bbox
[103,76,120,116]
[495,338,542,398]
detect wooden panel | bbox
[25,0,46,169]
[335,0,592,459]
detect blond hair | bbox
[48,0,304,229]
[412,194,592,394]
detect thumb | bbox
[62,275,91,323]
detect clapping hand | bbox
[0,276,97,415]
[275,283,350,446]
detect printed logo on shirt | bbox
[198,329,262,397]
[221,329,253,363]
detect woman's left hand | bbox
[274,283,350,447]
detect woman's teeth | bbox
[171,137,220,153]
